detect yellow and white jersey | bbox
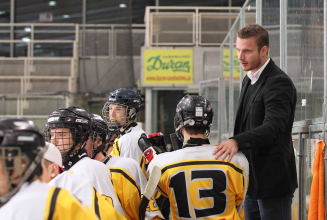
[107,155,163,220]
[0,180,98,220]
[69,157,114,196]
[49,171,125,220]
[148,145,249,220]
[110,125,147,175]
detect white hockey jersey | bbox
[110,125,147,174]
[0,180,98,220]
[66,156,125,217]
[107,155,163,220]
[49,171,125,220]
[148,145,250,220]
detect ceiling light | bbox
[119,4,127,8]
[63,15,70,18]
[22,37,30,42]
[49,1,56,6]
[24,27,31,32]
[0,11,5,15]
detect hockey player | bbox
[48,169,125,220]
[88,113,163,220]
[42,138,124,220]
[85,114,111,162]
[102,88,147,173]
[45,106,125,217]
[0,117,97,220]
[141,95,250,220]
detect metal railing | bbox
[144,6,252,47]
[0,23,144,125]
[0,23,145,58]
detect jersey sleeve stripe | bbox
[161,160,243,174]
[47,187,61,220]
[92,187,100,218]
[110,168,141,197]
[115,140,121,156]
[140,156,145,168]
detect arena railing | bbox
[144,6,248,47]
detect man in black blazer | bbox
[213,24,297,220]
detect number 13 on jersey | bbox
[167,168,228,219]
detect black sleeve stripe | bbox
[110,168,141,197]
[139,156,144,168]
[116,142,120,155]
[93,187,100,218]
[161,160,243,175]
[47,188,61,220]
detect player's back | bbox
[49,171,125,219]
[107,155,147,190]
[148,145,249,220]
[107,155,163,220]
[0,180,98,220]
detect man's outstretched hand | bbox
[212,139,239,162]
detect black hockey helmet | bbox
[0,117,46,207]
[44,106,91,163]
[102,88,142,131]
[87,114,108,159]
[174,95,213,141]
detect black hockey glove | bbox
[138,133,167,163]
[147,132,168,152]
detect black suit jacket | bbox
[232,59,298,199]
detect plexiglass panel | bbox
[287,0,324,120]
[200,80,219,145]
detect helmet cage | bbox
[102,88,142,132]
[87,114,108,158]
[44,123,89,163]
[86,131,105,159]
[0,145,46,207]
[102,103,136,131]
[45,107,91,163]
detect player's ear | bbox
[261,45,268,56]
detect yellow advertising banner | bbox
[223,49,241,81]
[144,49,193,84]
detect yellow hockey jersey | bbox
[0,180,98,220]
[49,171,126,220]
[147,145,249,220]
[107,155,163,220]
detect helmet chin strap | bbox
[62,135,89,164]
[91,141,106,159]
[119,120,135,133]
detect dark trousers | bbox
[244,194,293,220]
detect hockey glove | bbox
[147,132,168,152]
[138,133,167,163]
